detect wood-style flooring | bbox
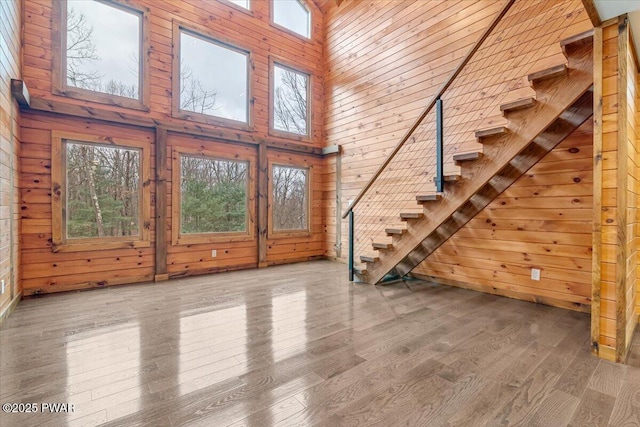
[1,260,639,426]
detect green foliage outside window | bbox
[180,156,248,234]
[65,141,140,239]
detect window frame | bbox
[171,146,256,246]
[270,0,312,40]
[51,131,151,253]
[218,0,253,15]
[269,57,313,142]
[172,21,254,131]
[52,0,150,111]
[267,160,311,238]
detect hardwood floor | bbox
[1,260,639,426]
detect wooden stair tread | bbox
[453,152,483,163]
[372,242,393,250]
[528,64,568,83]
[500,97,536,113]
[362,38,594,286]
[433,175,461,184]
[400,212,424,220]
[560,30,594,55]
[475,126,508,139]
[416,194,442,203]
[360,255,379,263]
[385,228,407,235]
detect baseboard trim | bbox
[0,291,22,328]
[409,273,590,314]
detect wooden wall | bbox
[0,0,22,317]
[19,0,327,294]
[322,0,592,260]
[23,0,324,148]
[592,18,639,362]
[412,121,593,311]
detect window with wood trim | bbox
[171,147,256,245]
[272,0,311,39]
[269,164,309,234]
[51,132,151,252]
[53,0,148,109]
[225,0,250,10]
[175,28,250,127]
[271,63,310,137]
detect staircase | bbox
[355,31,594,285]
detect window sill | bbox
[52,240,151,253]
[172,232,254,246]
[268,230,311,239]
[174,110,252,132]
[53,87,149,112]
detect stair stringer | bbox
[364,43,594,285]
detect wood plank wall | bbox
[412,121,593,311]
[593,18,639,362]
[0,0,22,317]
[323,0,591,260]
[19,0,326,295]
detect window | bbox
[226,0,249,10]
[172,146,256,245]
[270,165,309,233]
[55,0,146,108]
[175,28,249,126]
[51,132,151,252]
[273,0,311,39]
[180,156,248,234]
[272,63,310,137]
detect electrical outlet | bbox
[211,250,217,258]
[531,268,541,281]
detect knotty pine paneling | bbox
[0,0,21,316]
[265,149,326,265]
[413,121,594,310]
[20,112,156,295]
[22,0,324,148]
[19,0,328,294]
[323,0,592,261]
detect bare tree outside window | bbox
[179,31,248,122]
[273,65,309,135]
[180,156,248,234]
[66,1,140,99]
[272,165,308,231]
[180,64,218,114]
[65,141,140,239]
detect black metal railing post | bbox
[435,97,444,193]
[348,210,354,281]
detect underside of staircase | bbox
[357,31,595,285]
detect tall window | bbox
[51,132,151,251]
[180,156,249,234]
[57,0,144,105]
[271,165,308,232]
[273,0,311,38]
[272,64,310,136]
[65,142,141,238]
[177,30,249,125]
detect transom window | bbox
[271,165,309,232]
[178,30,249,124]
[180,155,249,234]
[62,0,143,101]
[273,0,311,38]
[272,64,310,136]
